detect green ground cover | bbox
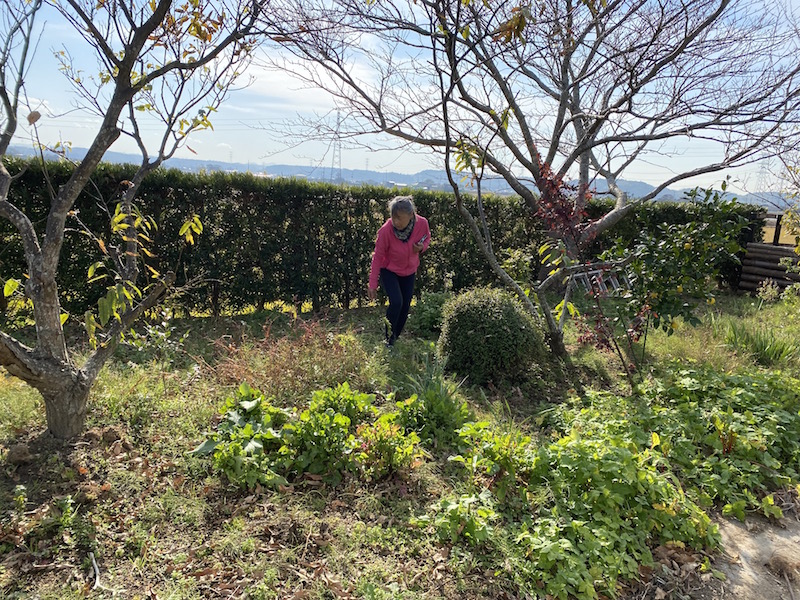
[1,288,800,599]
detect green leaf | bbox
[189,439,220,456]
[3,278,19,297]
[243,439,263,454]
[722,500,747,522]
[84,311,98,345]
[760,494,784,519]
[239,398,260,413]
[98,297,110,326]
[87,261,104,278]
[238,381,255,398]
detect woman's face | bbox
[391,211,413,230]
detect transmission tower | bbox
[330,111,342,183]
[755,160,770,193]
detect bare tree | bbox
[0,0,260,438]
[256,0,800,351]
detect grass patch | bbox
[0,374,42,439]
[209,317,389,405]
[2,291,800,599]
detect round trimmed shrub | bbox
[437,287,545,384]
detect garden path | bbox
[693,516,800,599]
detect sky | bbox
[12,2,790,196]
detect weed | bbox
[123,522,155,559]
[397,358,472,450]
[549,366,800,519]
[210,319,387,405]
[450,421,535,505]
[215,518,258,558]
[423,489,499,546]
[756,278,782,306]
[248,568,281,600]
[724,321,799,365]
[406,291,451,338]
[120,307,190,365]
[142,489,205,529]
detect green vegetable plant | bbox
[354,416,421,482]
[283,406,355,484]
[191,382,292,489]
[422,489,499,546]
[192,381,422,488]
[306,382,377,426]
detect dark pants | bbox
[380,268,415,342]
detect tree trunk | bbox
[40,373,92,439]
[536,292,567,358]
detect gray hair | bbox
[389,195,416,217]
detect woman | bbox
[368,195,431,346]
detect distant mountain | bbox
[7,144,786,209]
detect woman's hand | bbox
[368,287,378,301]
[412,241,424,254]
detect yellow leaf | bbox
[4,279,20,297]
[97,239,108,254]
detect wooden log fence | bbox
[738,241,799,292]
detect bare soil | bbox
[698,516,800,600]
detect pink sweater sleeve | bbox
[368,227,388,290]
[420,219,431,252]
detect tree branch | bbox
[81,271,176,382]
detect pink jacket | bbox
[368,215,431,289]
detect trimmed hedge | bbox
[0,157,765,316]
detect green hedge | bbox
[0,158,764,316]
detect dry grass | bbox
[207,317,389,406]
